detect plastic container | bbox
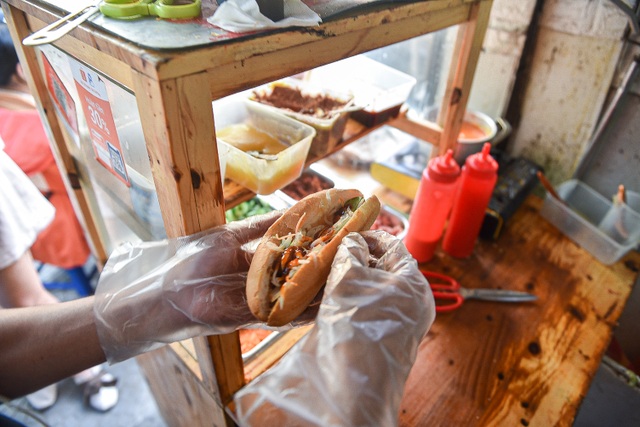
[404,149,461,262]
[278,168,335,201]
[369,134,434,199]
[248,79,354,158]
[213,96,316,195]
[626,190,640,213]
[329,125,416,172]
[372,205,409,240]
[308,55,417,126]
[442,143,498,258]
[540,180,640,265]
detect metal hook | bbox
[22,1,101,46]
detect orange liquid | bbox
[458,122,487,141]
[218,124,288,154]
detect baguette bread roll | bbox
[247,189,380,326]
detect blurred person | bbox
[0,133,118,412]
[0,20,118,412]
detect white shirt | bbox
[0,135,55,269]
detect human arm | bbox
[0,211,284,398]
[0,296,104,398]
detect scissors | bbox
[23,0,201,46]
[421,270,538,313]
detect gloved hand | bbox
[94,211,295,364]
[234,231,436,427]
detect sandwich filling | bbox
[268,197,364,307]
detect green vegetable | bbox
[345,196,364,212]
[225,197,274,222]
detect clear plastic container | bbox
[308,55,417,126]
[248,78,354,158]
[277,168,335,201]
[213,96,315,195]
[372,205,409,240]
[540,180,640,265]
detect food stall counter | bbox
[397,195,639,426]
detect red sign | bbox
[71,62,129,186]
[42,52,78,134]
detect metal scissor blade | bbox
[461,288,538,303]
[23,2,101,46]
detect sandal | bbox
[25,383,58,411]
[83,372,119,412]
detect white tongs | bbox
[22,1,102,46]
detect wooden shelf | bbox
[222,112,439,209]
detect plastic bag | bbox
[234,231,436,427]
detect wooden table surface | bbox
[399,196,640,427]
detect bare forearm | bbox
[0,297,106,398]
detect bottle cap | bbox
[426,149,460,183]
[465,143,498,178]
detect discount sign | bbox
[71,62,129,186]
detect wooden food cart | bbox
[4,0,638,426]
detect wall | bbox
[467,0,538,118]
[505,0,630,184]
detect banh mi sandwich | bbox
[246,189,381,326]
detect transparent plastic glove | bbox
[234,230,436,427]
[94,211,286,364]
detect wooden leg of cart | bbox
[437,1,493,156]
[132,70,241,426]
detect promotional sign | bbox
[70,61,129,186]
[42,52,78,135]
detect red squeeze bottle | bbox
[404,149,461,263]
[442,142,498,258]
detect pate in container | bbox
[307,55,416,126]
[249,79,354,158]
[278,168,335,201]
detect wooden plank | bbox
[388,109,443,145]
[131,70,225,237]
[243,325,313,383]
[24,14,139,91]
[132,69,240,420]
[137,347,227,427]
[158,0,480,83]
[437,1,493,156]
[398,196,640,426]
[5,0,492,88]
[203,3,475,100]
[207,333,244,403]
